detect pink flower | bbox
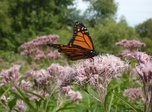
[19,80,32,90]
[0,95,8,102]
[47,64,65,77]
[68,89,82,101]
[124,88,144,102]
[74,55,128,87]
[35,69,51,85]
[34,49,45,60]
[134,52,151,64]
[118,50,136,59]
[20,35,59,51]
[61,86,82,101]
[119,50,151,64]
[0,65,21,86]
[47,50,62,59]
[15,100,27,112]
[28,90,49,101]
[119,48,152,83]
[136,61,152,83]
[116,39,146,49]
[20,34,61,60]
[116,39,152,111]
[58,66,75,86]
[23,70,36,79]
[47,64,75,86]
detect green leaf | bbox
[8,98,17,110]
[113,93,138,112]
[11,86,35,110]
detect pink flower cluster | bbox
[116,39,152,109]
[47,50,61,60]
[124,88,144,102]
[47,63,75,86]
[74,55,128,87]
[27,90,49,101]
[61,86,82,101]
[15,100,27,112]
[20,35,58,50]
[20,35,62,60]
[0,54,129,111]
[116,39,146,49]
[116,39,152,84]
[119,50,150,63]
[136,60,152,83]
[0,65,21,86]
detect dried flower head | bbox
[124,88,144,102]
[0,65,21,86]
[116,39,146,49]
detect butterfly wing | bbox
[68,22,94,50]
[47,22,97,61]
[47,44,88,60]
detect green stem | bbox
[108,91,114,112]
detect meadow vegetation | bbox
[0,0,152,111]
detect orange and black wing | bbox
[47,22,97,61]
[68,22,94,50]
[47,44,88,61]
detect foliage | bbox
[83,0,117,25]
[0,0,74,51]
[0,0,120,52]
[135,18,152,55]
[135,18,152,38]
[90,19,138,54]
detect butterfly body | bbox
[47,22,97,61]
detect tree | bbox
[135,18,152,55]
[83,0,117,25]
[92,20,137,54]
[0,0,75,51]
[135,18,152,38]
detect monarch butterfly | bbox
[47,22,97,61]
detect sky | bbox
[76,0,152,27]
